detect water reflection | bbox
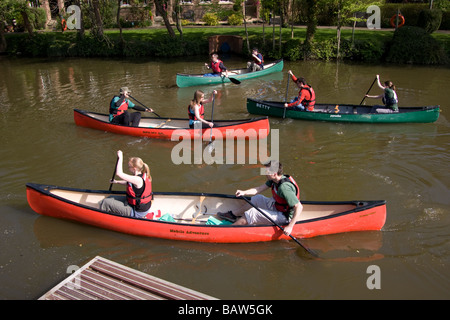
[1,56,449,299]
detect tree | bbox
[117,0,124,45]
[326,0,379,59]
[173,0,183,39]
[91,0,104,38]
[15,0,34,37]
[154,0,175,38]
[0,0,14,52]
[41,0,51,27]
[304,0,318,46]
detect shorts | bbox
[244,194,289,225]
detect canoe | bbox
[26,183,386,243]
[74,109,270,140]
[176,59,284,88]
[246,98,440,123]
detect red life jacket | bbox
[271,175,300,214]
[126,173,153,210]
[210,60,224,73]
[299,85,316,111]
[110,96,129,118]
[188,103,204,121]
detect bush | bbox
[417,9,443,33]
[385,26,448,65]
[228,14,242,26]
[440,11,450,30]
[202,13,219,26]
[283,39,303,61]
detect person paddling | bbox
[247,48,264,72]
[218,161,303,236]
[109,87,153,127]
[100,150,153,219]
[204,53,229,78]
[284,70,316,111]
[365,74,399,113]
[188,90,216,128]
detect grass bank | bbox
[4,25,449,64]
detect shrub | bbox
[417,9,443,33]
[283,39,303,61]
[228,14,242,26]
[385,26,448,65]
[202,13,219,26]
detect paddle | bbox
[228,77,241,85]
[222,73,241,85]
[191,195,206,223]
[108,157,119,191]
[239,196,318,257]
[129,94,162,118]
[283,72,290,119]
[359,77,377,106]
[208,92,216,145]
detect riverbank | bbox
[3,25,450,64]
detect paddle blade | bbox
[229,77,241,85]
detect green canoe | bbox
[176,59,284,88]
[246,98,440,123]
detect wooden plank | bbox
[81,269,164,300]
[39,256,217,300]
[90,258,215,300]
[55,284,100,300]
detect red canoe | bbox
[73,109,270,140]
[26,183,386,243]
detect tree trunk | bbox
[174,1,183,39]
[336,3,341,60]
[0,24,7,52]
[74,0,84,39]
[154,0,176,38]
[21,10,34,37]
[279,12,282,55]
[351,13,356,47]
[92,0,103,38]
[262,21,265,47]
[117,0,123,45]
[57,0,65,15]
[243,2,250,54]
[305,0,318,46]
[41,0,51,27]
[272,10,275,51]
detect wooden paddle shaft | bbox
[359,77,377,105]
[129,95,161,118]
[191,196,206,223]
[109,157,119,191]
[240,196,318,257]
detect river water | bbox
[0,55,448,300]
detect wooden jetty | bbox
[39,256,217,300]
